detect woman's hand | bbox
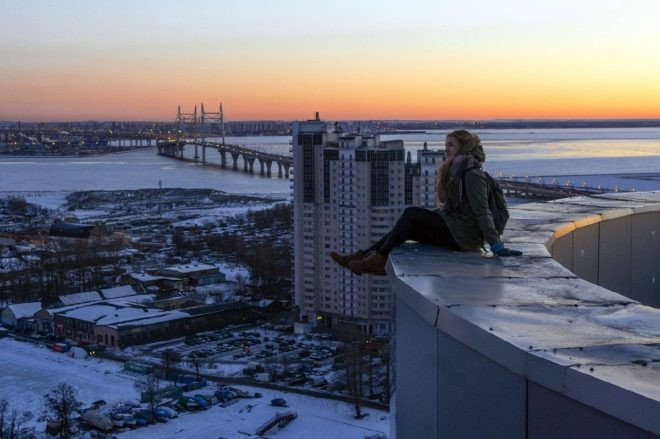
[491,242,523,257]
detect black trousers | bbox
[365,207,460,257]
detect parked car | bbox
[270,398,287,407]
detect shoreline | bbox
[0,145,156,159]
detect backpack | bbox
[483,171,509,235]
[460,168,510,235]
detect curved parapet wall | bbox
[387,191,660,439]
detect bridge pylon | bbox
[200,103,226,164]
[176,105,198,159]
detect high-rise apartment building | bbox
[293,114,443,336]
[417,142,445,208]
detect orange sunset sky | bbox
[1,0,660,122]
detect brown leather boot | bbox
[348,251,387,276]
[330,250,365,269]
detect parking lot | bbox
[129,323,343,386]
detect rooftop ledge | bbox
[387,191,660,439]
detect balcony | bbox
[387,191,660,438]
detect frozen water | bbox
[1,129,659,195]
[0,147,291,196]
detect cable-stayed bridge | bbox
[157,103,292,178]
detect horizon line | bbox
[4,117,660,124]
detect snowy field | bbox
[0,338,389,438]
[0,339,136,431]
[161,203,277,227]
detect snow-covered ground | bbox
[0,191,70,210]
[162,203,276,227]
[0,338,390,438]
[215,262,251,283]
[0,338,136,431]
[119,387,389,439]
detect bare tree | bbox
[161,349,181,384]
[43,383,82,439]
[73,240,89,291]
[190,357,202,382]
[134,374,161,419]
[380,342,390,405]
[106,235,126,286]
[6,409,31,439]
[6,409,18,439]
[344,342,366,419]
[0,399,8,439]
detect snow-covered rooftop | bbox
[4,302,42,319]
[100,285,137,299]
[58,303,169,326]
[59,291,102,306]
[107,294,156,306]
[129,273,165,282]
[110,310,190,329]
[161,262,218,274]
[47,295,155,316]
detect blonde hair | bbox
[436,130,482,206]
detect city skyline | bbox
[2,0,660,121]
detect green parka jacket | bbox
[437,148,501,251]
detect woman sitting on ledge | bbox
[331,129,522,276]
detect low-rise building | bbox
[57,291,103,307]
[52,297,259,348]
[37,293,153,336]
[1,301,42,329]
[49,220,107,241]
[100,285,137,300]
[159,262,218,277]
[159,263,222,287]
[126,272,185,292]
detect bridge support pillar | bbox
[231,153,240,170]
[194,144,199,161]
[265,159,272,177]
[202,145,206,164]
[259,159,265,176]
[277,161,283,178]
[247,157,255,174]
[283,163,291,179]
[219,151,227,168]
